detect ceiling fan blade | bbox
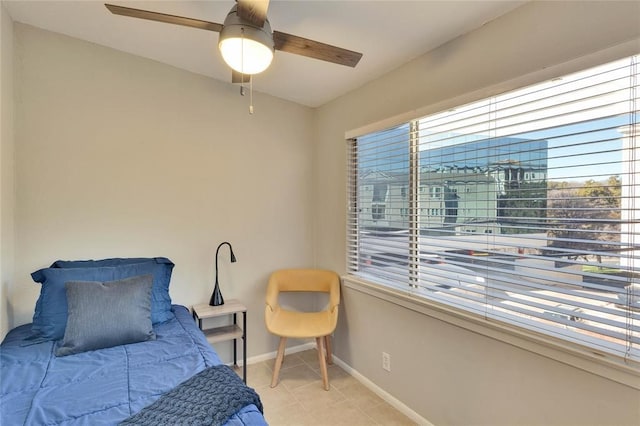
[231,70,251,84]
[236,0,270,28]
[104,4,223,32]
[273,31,362,68]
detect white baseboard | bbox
[243,341,316,365]
[331,355,434,426]
[243,343,433,425]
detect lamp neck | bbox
[215,241,234,282]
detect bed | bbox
[0,258,266,425]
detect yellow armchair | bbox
[265,269,340,391]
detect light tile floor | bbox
[237,349,416,426]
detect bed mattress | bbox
[0,305,265,425]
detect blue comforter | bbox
[0,305,266,425]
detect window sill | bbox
[342,275,640,390]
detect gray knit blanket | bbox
[120,365,263,426]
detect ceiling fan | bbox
[104,0,363,85]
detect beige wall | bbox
[315,1,640,425]
[10,23,314,360]
[1,3,15,339]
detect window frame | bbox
[344,47,640,386]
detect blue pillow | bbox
[31,258,174,340]
[47,257,174,324]
[55,274,156,357]
[50,257,161,268]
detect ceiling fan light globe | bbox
[218,4,274,75]
[219,37,273,74]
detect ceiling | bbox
[3,0,527,107]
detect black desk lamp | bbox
[210,241,237,306]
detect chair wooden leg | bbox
[316,337,329,391]
[271,337,287,388]
[324,335,333,365]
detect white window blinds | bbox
[347,55,639,361]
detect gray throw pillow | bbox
[55,274,156,357]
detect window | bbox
[347,55,639,361]
[371,204,386,220]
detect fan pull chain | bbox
[239,28,246,97]
[237,27,253,114]
[249,77,254,114]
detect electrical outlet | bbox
[382,352,391,371]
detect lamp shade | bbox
[219,5,274,75]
